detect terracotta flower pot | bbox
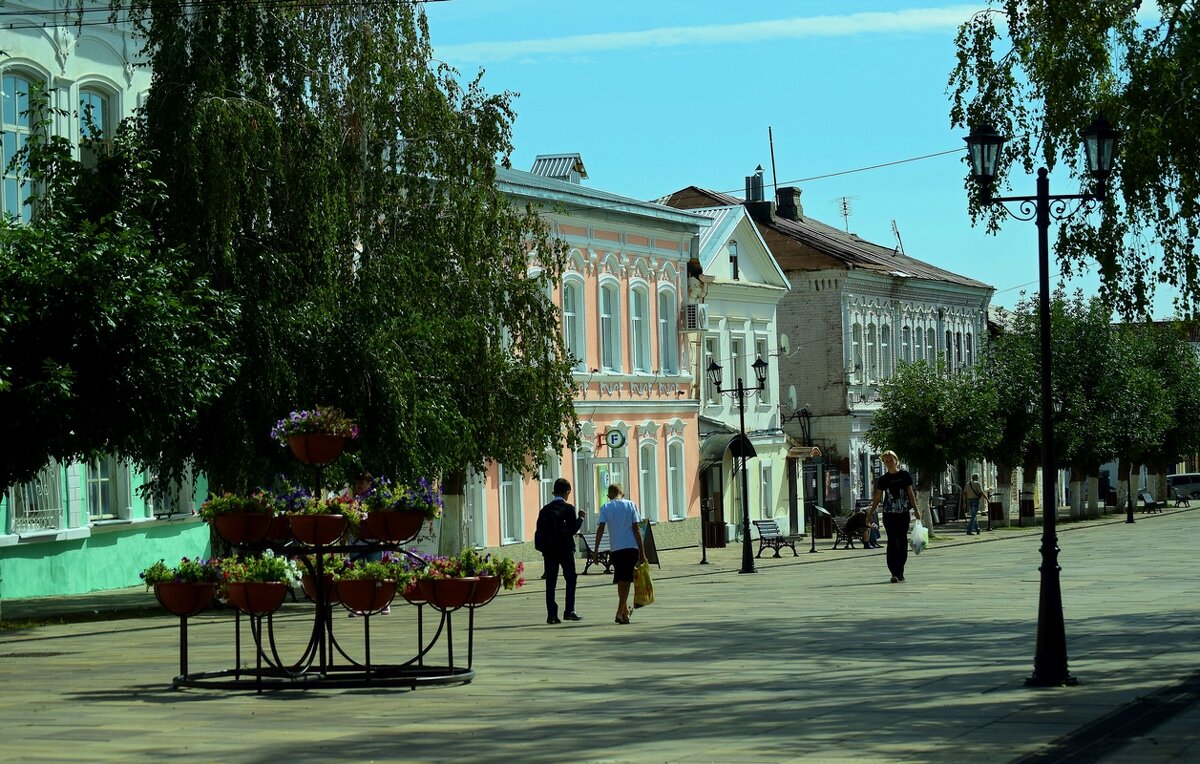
[336,579,397,614]
[212,512,273,545]
[287,433,346,465]
[417,577,478,611]
[224,581,288,615]
[154,582,217,617]
[301,573,339,605]
[402,582,426,605]
[469,576,502,607]
[289,514,347,545]
[358,510,424,543]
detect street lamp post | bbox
[965,117,1118,687]
[707,355,769,575]
[797,408,821,554]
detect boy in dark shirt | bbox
[535,478,585,624]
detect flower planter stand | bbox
[212,513,273,545]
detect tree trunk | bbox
[915,486,934,532]
[1087,470,1100,518]
[1117,460,1132,514]
[994,467,1013,528]
[1069,465,1086,519]
[1021,462,1038,525]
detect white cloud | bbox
[436,5,981,63]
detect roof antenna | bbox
[768,126,778,202]
[891,219,905,256]
[836,196,856,232]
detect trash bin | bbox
[987,501,1004,524]
[702,504,726,548]
[1018,494,1036,526]
[813,508,833,539]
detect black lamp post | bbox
[797,407,820,554]
[966,116,1118,687]
[707,355,769,575]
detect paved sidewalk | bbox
[1,507,1197,762]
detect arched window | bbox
[955,331,963,371]
[657,289,678,374]
[925,328,936,362]
[966,331,974,368]
[539,449,562,507]
[728,241,739,280]
[945,330,953,371]
[2,73,36,222]
[667,441,686,520]
[630,285,650,373]
[866,323,878,382]
[851,323,864,383]
[78,87,112,168]
[703,335,720,405]
[901,326,911,363]
[562,279,586,371]
[880,325,892,378]
[599,281,621,371]
[639,442,658,523]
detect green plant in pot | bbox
[220,551,295,615]
[142,557,224,617]
[199,492,274,545]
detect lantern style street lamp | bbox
[707,355,769,574]
[965,116,1118,687]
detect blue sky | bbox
[425,1,1179,318]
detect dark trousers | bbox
[543,551,577,617]
[882,512,911,579]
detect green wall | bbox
[0,520,212,599]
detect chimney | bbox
[776,186,804,221]
[743,164,774,223]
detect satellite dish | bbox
[788,385,797,411]
[779,333,790,356]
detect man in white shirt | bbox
[594,483,647,625]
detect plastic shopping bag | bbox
[633,561,655,608]
[910,520,929,555]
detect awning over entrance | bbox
[698,432,757,471]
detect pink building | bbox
[457,156,710,555]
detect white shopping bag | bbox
[910,520,929,555]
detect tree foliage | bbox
[0,97,237,490]
[119,0,579,492]
[866,360,1000,491]
[950,2,1200,319]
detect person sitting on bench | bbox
[844,510,880,549]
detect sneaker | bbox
[890,576,899,583]
[563,612,582,621]
[380,606,391,615]
[546,616,561,625]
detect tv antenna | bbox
[891,219,905,256]
[834,196,858,231]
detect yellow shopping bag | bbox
[633,561,655,608]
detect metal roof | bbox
[498,167,712,229]
[660,187,990,290]
[529,153,588,182]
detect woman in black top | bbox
[866,450,921,583]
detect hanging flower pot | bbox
[469,576,502,607]
[266,514,294,542]
[301,573,339,605]
[154,582,217,617]
[212,513,273,545]
[336,579,397,614]
[417,577,478,612]
[287,433,347,466]
[289,514,348,545]
[224,581,288,615]
[358,509,424,543]
[402,582,426,606]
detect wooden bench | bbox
[578,533,612,575]
[752,519,799,558]
[1172,488,1192,508]
[831,515,861,550]
[1138,491,1166,514]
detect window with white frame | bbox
[87,455,130,520]
[630,285,651,373]
[573,449,593,531]
[866,323,878,382]
[966,331,974,368]
[639,442,658,523]
[667,441,686,520]
[728,240,739,280]
[562,279,586,371]
[914,325,923,362]
[2,73,36,223]
[730,334,746,387]
[498,466,523,543]
[901,326,911,363]
[945,330,953,371]
[599,281,621,371]
[955,331,963,371]
[539,449,561,508]
[760,462,773,519]
[704,335,720,405]
[754,336,770,403]
[657,289,678,374]
[880,325,892,379]
[851,323,864,383]
[925,328,936,362]
[78,87,111,168]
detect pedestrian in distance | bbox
[963,473,987,535]
[594,483,646,625]
[535,478,585,625]
[866,450,921,583]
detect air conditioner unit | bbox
[681,303,707,331]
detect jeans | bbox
[966,498,981,534]
[882,512,911,579]
[542,551,577,617]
